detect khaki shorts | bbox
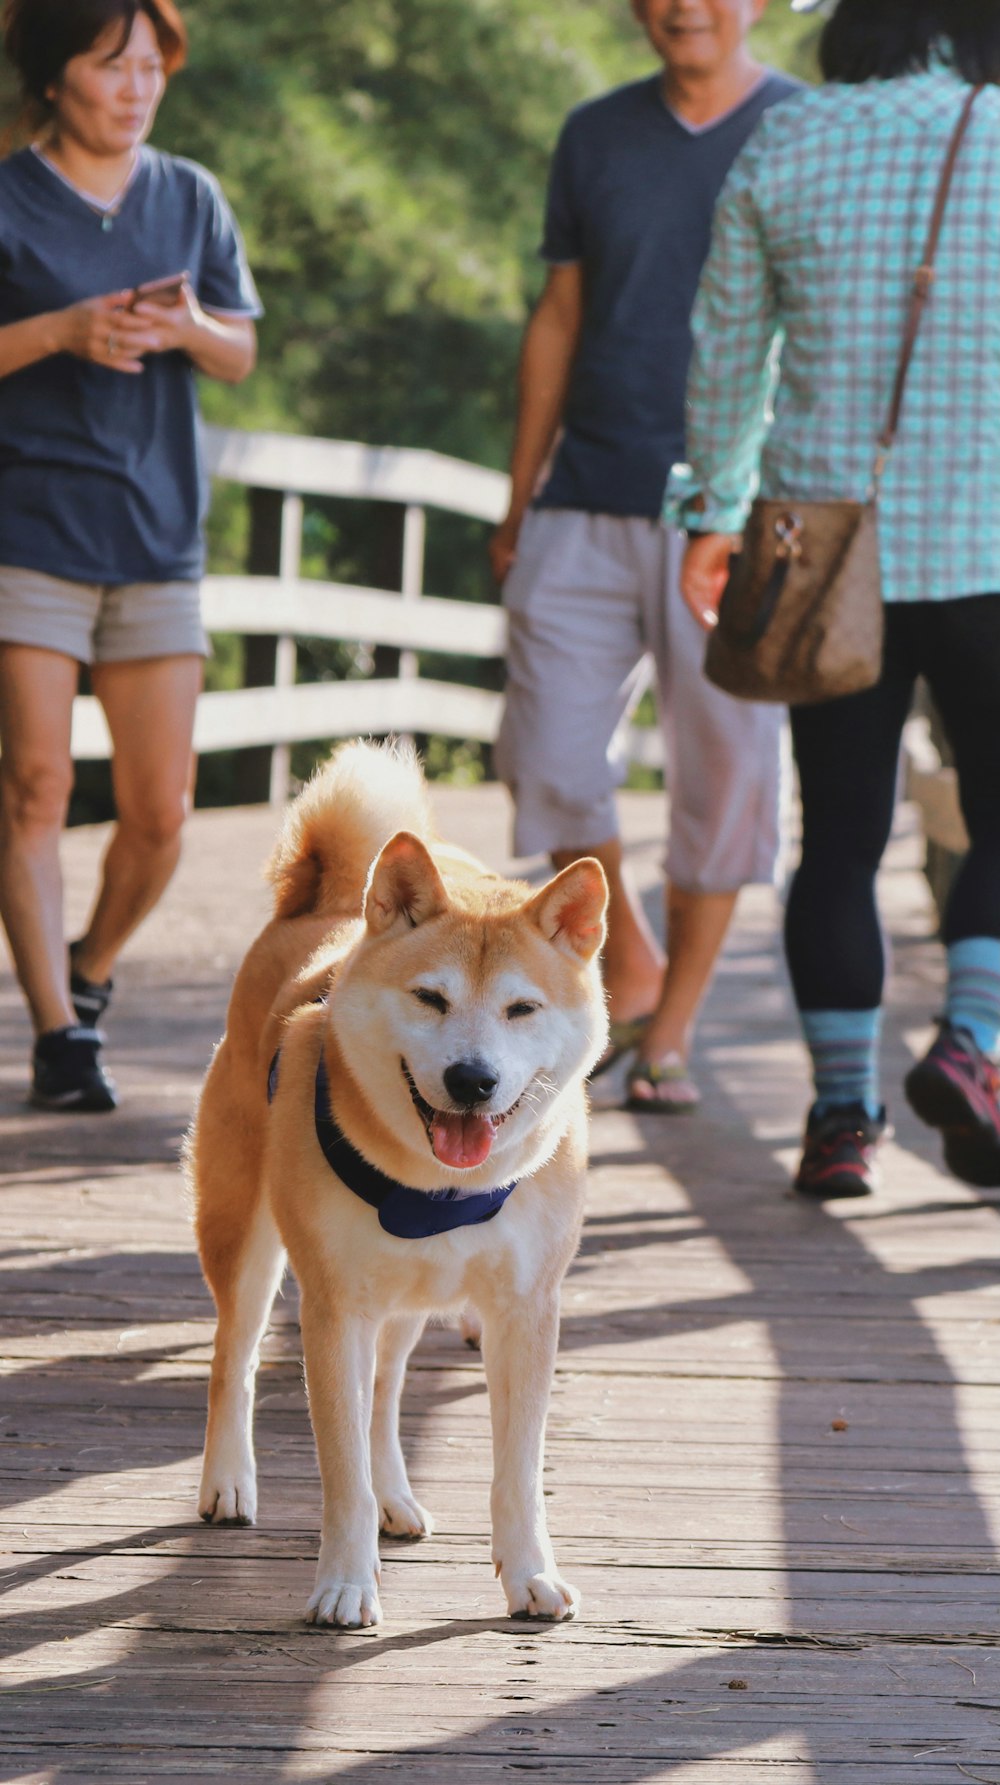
[494,509,785,893]
[0,564,209,665]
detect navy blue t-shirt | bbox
[537,72,799,519]
[0,146,261,584]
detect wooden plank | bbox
[2,790,1000,1780]
[202,425,510,523]
[200,577,508,658]
[70,678,504,759]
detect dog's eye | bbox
[413,987,449,1014]
[506,1000,539,1020]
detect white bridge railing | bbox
[68,424,963,862]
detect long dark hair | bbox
[4,0,187,130]
[820,0,1000,84]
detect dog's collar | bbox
[267,1039,518,1240]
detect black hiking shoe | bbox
[904,1021,1000,1190]
[30,1025,118,1112]
[68,941,114,1026]
[793,1102,887,1200]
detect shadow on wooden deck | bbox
[2,788,1000,1784]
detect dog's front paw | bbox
[378,1490,434,1539]
[307,1576,382,1630]
[504,1570,579,1622]
[198,1454,256,1526]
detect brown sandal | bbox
[625,1053,700,1114]
[589,1014,652,1081]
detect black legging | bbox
[785,594,1000,1013]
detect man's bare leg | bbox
[627,882,738,1106]
[552,838,663,1025]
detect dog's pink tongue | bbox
[431,1112,494,1170]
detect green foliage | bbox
[155,0,656,466]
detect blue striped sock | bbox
[800,1008,882,1119]
[946,938,1000,1057]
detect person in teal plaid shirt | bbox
[671,0,1000,1197]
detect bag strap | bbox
[874,84,983,484]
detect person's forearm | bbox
[506,304,579,519]
[0,311,69,380]
[185,315,256,384]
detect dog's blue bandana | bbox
[267,1044,518,1241]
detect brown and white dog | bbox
[189,741,608,1628]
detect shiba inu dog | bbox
[190,741,608,1628]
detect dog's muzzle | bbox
[401,1059,521,1171]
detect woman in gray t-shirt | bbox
[0,0,260,1112]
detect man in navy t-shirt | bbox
[492,0,799,1112]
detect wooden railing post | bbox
[370,502,425,744]
[399,504,426,684]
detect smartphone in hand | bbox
[128,271,189,309]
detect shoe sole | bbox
[30,1085,118,1113]
[793,1170,876,1200]
[904,1061,1000,1189]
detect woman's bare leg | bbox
[0,644,79,1034]
[77,654,202,983]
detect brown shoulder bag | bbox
[704,84,982,707]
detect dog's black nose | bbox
[444,1059,499,1107]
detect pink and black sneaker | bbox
[793,1103,887,1200]
[904,1021,1000,1190]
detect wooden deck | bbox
[3,785,1000,1784]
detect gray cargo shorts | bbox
[494,508,784,892]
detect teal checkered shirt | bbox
[666,71,1000,603]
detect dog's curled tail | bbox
[265,738,434,921]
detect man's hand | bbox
[489,510,524,585]
[681,532,741,631]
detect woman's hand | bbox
[128,279,203,356]
[681,532,741,631]
[131,281,256,383]
[55,291,163,374]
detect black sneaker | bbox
[30,1025,118,1112]
[68,942,113,1026]
[794,1102,887,1199]
[904,1021,1000,1189]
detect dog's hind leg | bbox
[372,1314,433,1539]
[197,1190,286,1527]
[479,1290,579,1622]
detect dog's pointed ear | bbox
[525,859,608,963]
[365,832,449,936]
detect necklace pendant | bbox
[101,214,113,233]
